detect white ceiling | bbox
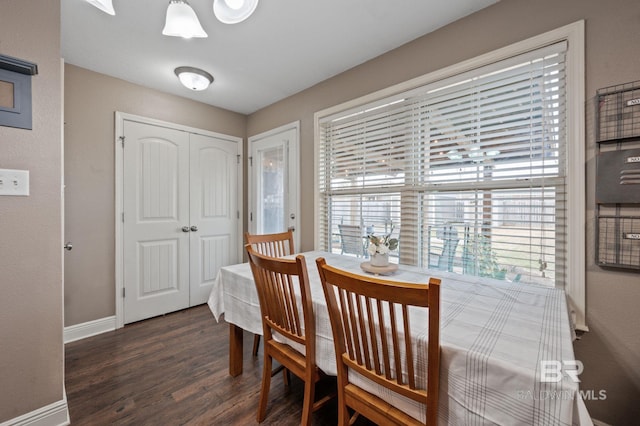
[62,0,498,115]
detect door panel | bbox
[249,124,299,248]
[138,239,178,295]
[139,139,180,219]
[256,144,285,234]
[189,134,238,304]
[123,121,190,323]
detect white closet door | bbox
[189,133,238,304]
[123,120,190,323]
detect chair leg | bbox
[337,400,350,426]
[348,411,361,426]
[257,354,272,423]
[252,334,260,356]
[300,380,315,426]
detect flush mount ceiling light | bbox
[85,0,115,15]
[175,66,214,91]
[213,0,259,24]
[163,0,208,38]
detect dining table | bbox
[207,250,592,425]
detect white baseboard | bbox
[0,398,69,426]
[64,316,116,344]
[592,419,612,426]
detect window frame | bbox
[314,21,586,330]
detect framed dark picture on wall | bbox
[0,54,38,130]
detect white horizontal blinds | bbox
[423,43,566,186]
[319,41,568,285]
[423,42,568,286]
[319,99,425,259]
[322,101,425,190]
[423,186,567,286]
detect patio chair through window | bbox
[427,224,460,272]
[338,224,367,257]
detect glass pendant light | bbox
[85,0,115,15]
[163,0,208,38]
[213,0,259,24]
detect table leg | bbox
[229,323,244,376]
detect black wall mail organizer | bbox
[595,81,640,270]
[597,81,640,142]
[597,214,640,268]
[596,148,640,204]
[0,54,38,130]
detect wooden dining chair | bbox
[244,229,296,356]
[316,258,441,426]
[246,246,333,425]
[244,229,295,257]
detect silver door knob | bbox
[190,225,198,232]
[64,242,73,251]
[182,226,190,232]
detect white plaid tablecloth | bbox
[207,251,592,426]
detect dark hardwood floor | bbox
[65,305,362,425]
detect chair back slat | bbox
[403,304,416,389]
[284,274,301,336]
[337,290,355,361]
[365,297,382,375]
[354,295,366,367]
[376,299,392,381]
[317,257,441,425]
[388,301,403,386]
[245,230,295,258]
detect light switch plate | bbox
[0,168,29,196]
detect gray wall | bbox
[0,0,63,422]
[7,0,634,424]
[247,0,640,424]
[63,64,246,326]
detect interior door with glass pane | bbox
[249,124,299,248]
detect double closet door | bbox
[122,119,240,324]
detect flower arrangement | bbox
[367,230,399,256]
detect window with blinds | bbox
[318,42,568,287]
